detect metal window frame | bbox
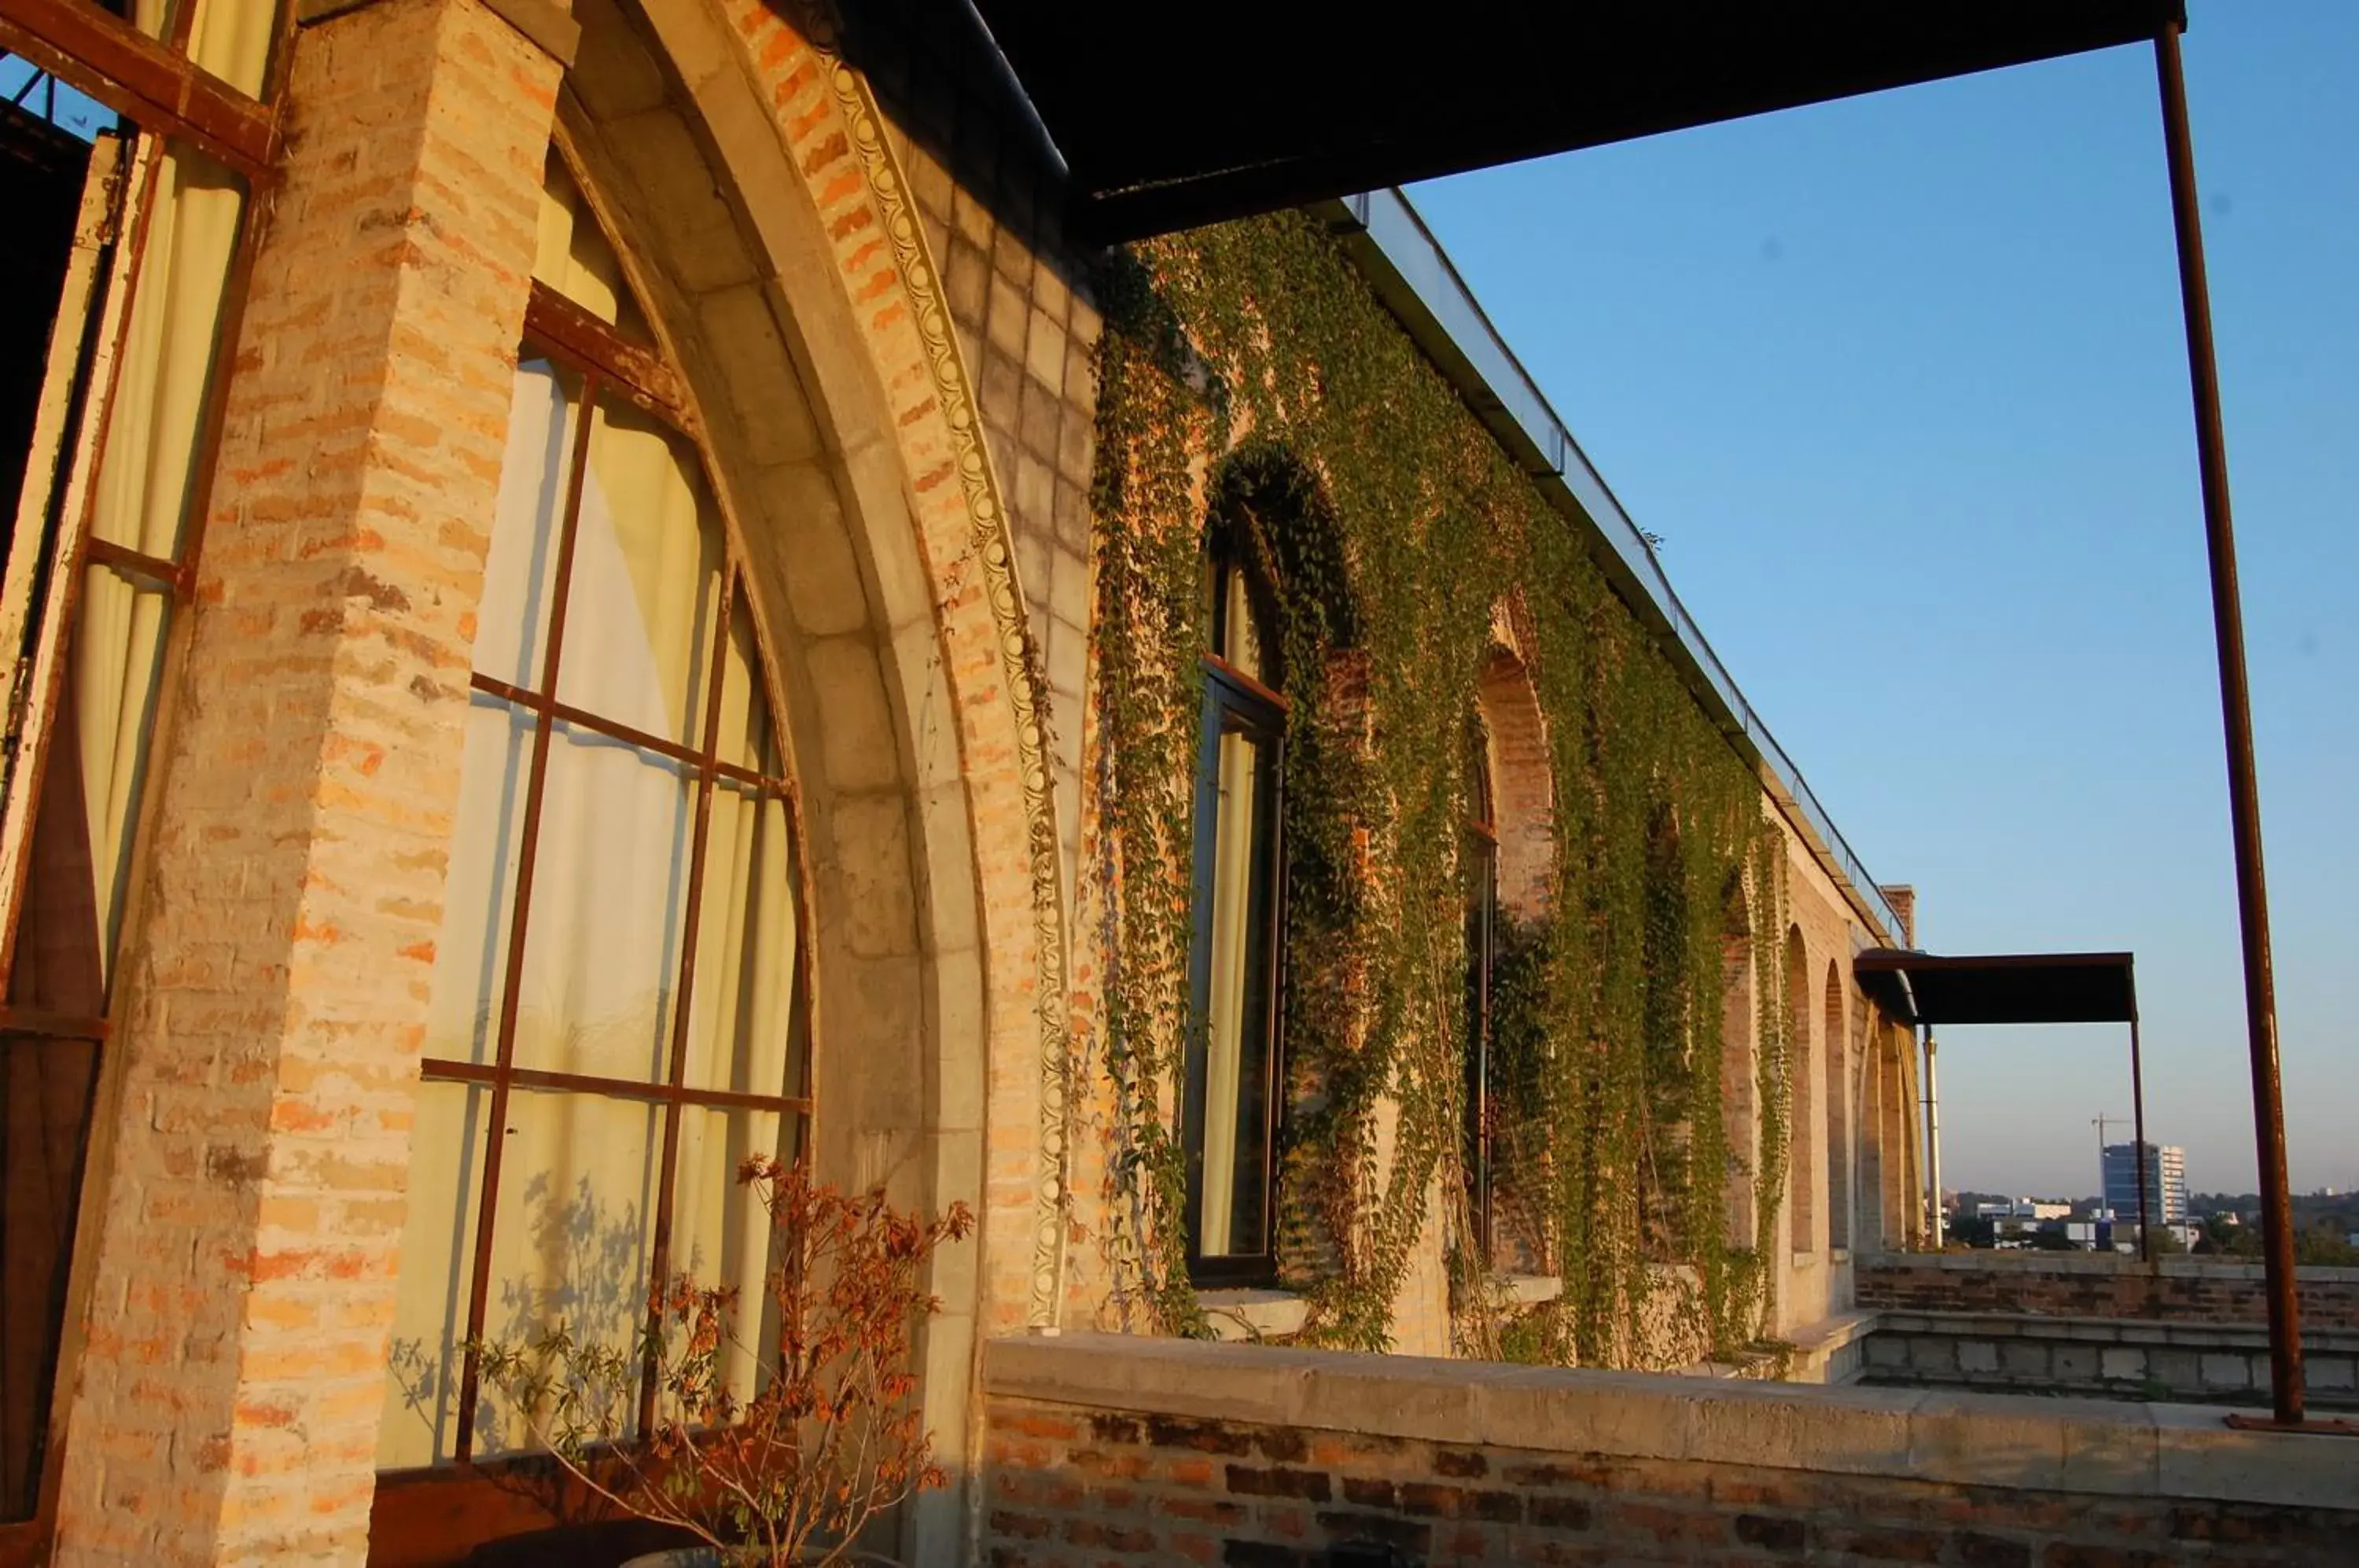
[1182,543,1290,1289]
[432,282,814,1465]
[0,11,286,1548]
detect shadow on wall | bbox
[826,0,1091,290]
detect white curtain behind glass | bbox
[72,141,245,977]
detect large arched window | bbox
[1183,524,1286,1283]
[377,151,808,1469]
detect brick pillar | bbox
[51,3,559,1562]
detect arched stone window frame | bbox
[1466,620,1555,1273]
[1720,881,1757,1251]
[1784,925,1816,1258]
[1824,958,1852,1253]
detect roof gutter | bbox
[1314,188,1904,944]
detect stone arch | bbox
[558,0,1076,1544]
[1474,645,1552,923]
[1719,880,1755,1249]
[1824,959,1849,1253]
[1784,925,1815,1255]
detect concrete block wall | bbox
[984,1334,2359,1567]
[1860,1310,2359,1409]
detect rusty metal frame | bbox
[438,307,811,1463]
[0,0,278,177]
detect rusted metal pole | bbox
[2155,21,2303,1426]
[2130,1018,2152,1264]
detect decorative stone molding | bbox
[809,41,1074,1335]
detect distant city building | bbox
[2102,1142,2188,1227]
[1974,1198,2072,1221]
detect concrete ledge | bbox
[984,1332,2359,1511]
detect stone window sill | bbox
[1198,1288,1308,1342]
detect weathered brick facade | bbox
[983,1336,2359,1568]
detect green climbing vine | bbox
[1085,210,1793,1364]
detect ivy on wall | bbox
[1085,210,1794,1363]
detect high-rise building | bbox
[2103,1142,2188,1227]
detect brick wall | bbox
[1857,1253,2359,1331]
[984,1335,2359,1568]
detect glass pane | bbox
[473,359,581,690]
[532,154,650,342]
[185,0,278,99]
[510,723,694,1083]
[90,143,245,562]
[680,778,800,1097]
[473,1089,661,1457]
[664,1106,799,1412]
[1216,561,1266,683]
[0,79,101,536]
[0,1032,101,1521]
[66,563,171,978]
[1198,723,1276,1258]
[554,395,721,745]
[713,608,777,774]
[0,57,122,142]
[377,1079,491,1469]
[421,694,537,1066]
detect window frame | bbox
[0,8,288,1548]
[1182,543,1289,1287]
[402,279,815,1465]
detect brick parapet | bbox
[1857,1253,2359,1331]
[51,2,558,1561]
[984,1333,2359,1566]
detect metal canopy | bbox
[1855,948,2136,1027]
[969,1,2188,240]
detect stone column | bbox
[51,2,560,1561]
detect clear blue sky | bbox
[1411,1,2355,1201]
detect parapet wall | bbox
[1857,1251,2359,1329]
[984,1334,2359,1566]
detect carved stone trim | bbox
[815,61,1074,1329]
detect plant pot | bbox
[620,1550,902,1568]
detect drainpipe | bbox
[1922,1028,1943,1249]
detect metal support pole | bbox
[2155,22,2302,1426]
[2130,1018,2152,1263]
[1922,1028,1942,1249]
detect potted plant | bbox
[474,1156,973,1567]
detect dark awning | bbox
[1854,949,2137,1028]
[969,2,2188,240]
